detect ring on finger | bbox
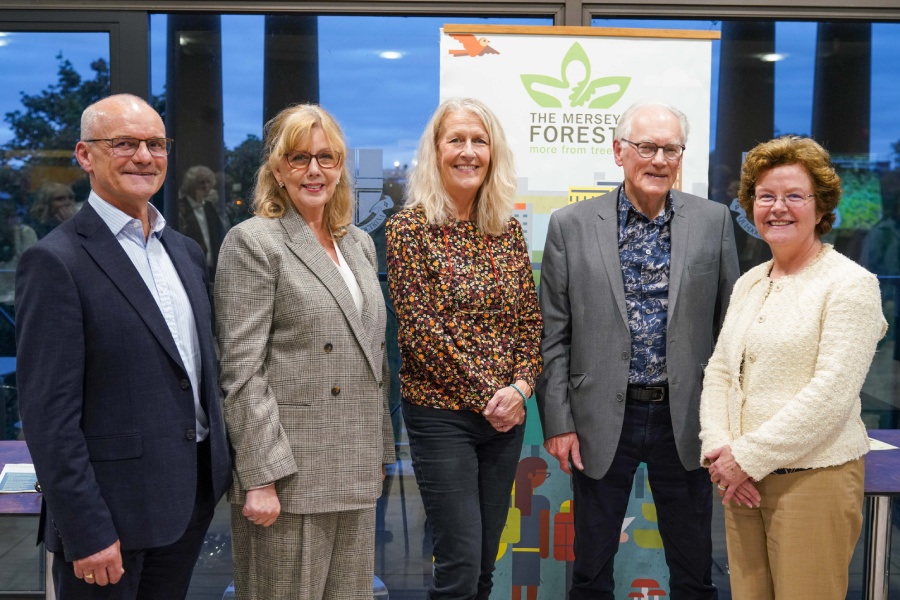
[85,573,95,580]
[717,484,727,491]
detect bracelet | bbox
[509,383,528,402]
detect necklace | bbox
[769,243,828,279]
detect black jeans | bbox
[570,399,717,600]
[402,400,524,600]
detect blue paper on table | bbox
[0,464,38,493]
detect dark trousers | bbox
[52,439,216,600]
[570,400,716,600]
[402,400,524,600]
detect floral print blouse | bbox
[386,209,542,412]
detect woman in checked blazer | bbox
[215,104,395,600]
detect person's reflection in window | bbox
[178,165,225,279]
[27,182,78,239]
[864,172,900,360]
[0,195,37,354]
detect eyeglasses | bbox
[83,137,173,157]
[621,139,685,160]
[752,193,815,207]
[284,151,342,170]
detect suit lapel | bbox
[594,188,629,328]
[281,209,379,377]
[667,192,689,319]
[76,203,186,372]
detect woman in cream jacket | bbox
[700,135,886,599]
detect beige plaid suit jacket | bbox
[215,206,395,514]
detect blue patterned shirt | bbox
[617,188,674,385]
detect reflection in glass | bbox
[0,32,110,446]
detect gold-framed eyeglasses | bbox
[621,139,685,160]
[752,193,815,207]
[83,137,173,157]
[284,151,342,170]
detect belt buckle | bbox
[645,385,666,402]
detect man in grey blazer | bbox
[536,101,739,599]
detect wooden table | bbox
[0,441,45,599]
[863,430,900,600]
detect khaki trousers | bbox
[724,458,864,599]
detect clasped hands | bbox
[483,382,528,432]
[705,445,761,508]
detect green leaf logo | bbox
[520,43,630,109]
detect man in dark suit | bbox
[536,101,740,599]
[15,94,231,599]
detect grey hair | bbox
[616,101,690,145]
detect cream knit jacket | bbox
[699,245,887,481]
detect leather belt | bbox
[771,467,812,475]
[626,384,668,402]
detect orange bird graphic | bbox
[448,34,500,57]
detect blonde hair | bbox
[405,98,516,237]
[253,104,352,239]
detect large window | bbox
[1,5,899,599]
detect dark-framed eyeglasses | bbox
[752,193,816,207]
[284,151,342,170]
[83,137,173,157]
[621,139,685,161]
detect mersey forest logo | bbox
[521,42,630,109]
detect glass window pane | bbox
[0,30,109,436]
[151,13,553,599]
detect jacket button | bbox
[616,392,625,402]
[621,351,629,360]
[180,378,190,390]
[331,387,341,396]
[324,343,333,353]
[185,429,196,441]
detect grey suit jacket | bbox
[536,186,739,478]
[215,206,395,514]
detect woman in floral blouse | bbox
[386,97,542,600]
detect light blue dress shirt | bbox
[88,191,209,440]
